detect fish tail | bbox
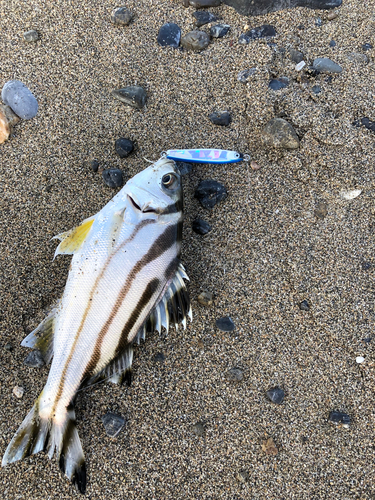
[2,401,86,494]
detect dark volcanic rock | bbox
[157,23,181,48]
[353,117,375,133]
[289,48,304,63]
[193,11,218,27]
[111,7,133,26]
[192,218,212,235]
[102,169,124,188]
[115,138,134,158]
[246,24,276,39]
[112,86,147,109]
[299,299,310,311]
[24,350,45,368]
[227,367,244,381]
[266,387,285,404]
[195,180,228,209]
[101,412,125,437]
[268,77,289,90]
[222,0,342,16]
[181,30,210,52]
[24,30,39,42]
[313,57,342,73]
[328,411,351,427]
[209,111,231,126]
[176,161,193,175]
[91,159,99,172]
[216,316,235,332]
[210,23,230,38]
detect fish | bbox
[2,157,191,494]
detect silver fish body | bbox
[2,158,191,493]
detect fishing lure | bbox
[163,149,249,164]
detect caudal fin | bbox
[2,401,86,494]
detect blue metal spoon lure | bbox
[161,148,250,164]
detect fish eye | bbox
[162,173,177,189]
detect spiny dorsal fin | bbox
[53,216,95,258]
[21,303,59,364]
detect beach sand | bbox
[0,0,375,498]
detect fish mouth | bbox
[128,195,158,214]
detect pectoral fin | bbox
[53,216,95,258]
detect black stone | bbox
[266,387,285,404]
[312,85,322,94]
[315,17,322,26]
[192,218,212,235]
[115,138,134,158]
[91,160,99,172]
[246,24,276,39]
[289,48,304,63]
[102,169,124,188]
[237,67,257,82]
[112,86,147,109]
[111,7,133,26]
[328,411,351,426]
[268,77,289,90]
[157,23,181,48]
[329,39,336,47]
[193,11,218,27]
[101,412,125,437]
[362,43,373,51]
[4,342,13,351]
[24,350,45,368]
[192,422,205,436]
[361,262,372,271]
[216,316,235,332]
[353,117,375,133]
[210,23,230,38]
[238,34,251,44]
[227,367,244,381]
[209,111,231,126]
[195,180,228,209]
[222,0,342,16]
[153,352,165,363]
[176,161,193,175]
[299,300,310,311]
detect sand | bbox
[1,0,375,498]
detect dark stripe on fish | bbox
[82,223,179,379]
[160,198,183,215]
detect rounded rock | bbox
[266,387,285,404]
[268,78,289,90]
[313,57,342,73]
[192,422,205,436]
[112,86,147,109]
[181,30,210,52]
[2,80,38,120]
[192,218,212,235]
[102,169,124,188]
[115,138,134,158]
[13,386,25,398]
[289,48,304,63]
[216,316,235,332]
[91,160,99,172]
[24,30,39,42]
[209,111,231,126]
[356,356,365,364]
[262,118,300,150]
[157,23,181,48]
[111,7,133,26]
[227,367,244,382]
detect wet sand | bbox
[1,0,375,498]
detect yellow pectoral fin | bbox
[53,216,95,257]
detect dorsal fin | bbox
[21,303,59,364]
[53,216,95,258]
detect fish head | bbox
[123,157,183,217]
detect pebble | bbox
[312,57,342,73]
[356,356,365,364]
[13,386,24,399]
[361,262,372,271]
[227,367,244,382]
[261,437,278,455]
[115,137,134,158]
[153,352,165,363]
[111,7,133,26]
[347,52,369,64]
[24,350,45,368]
[176,161,193,175]
[236,470,249,483]
[314,201,328,219]
[102,169,123,188]
[250,160,261,170]
[315,17,322,27]
[312,85,322,94]
[268,77,289,90]
[221,0,342,16]
[289,48,304,63]
[4,342,13,351]
[101,412,125,437]
[210,24,230,38]
[237,67,257,82]
[112,86,147,109]
[193,11,218,27]
[339,189,362,200]
[245,25,276,39]
[91,159,99,172]
[329,40,336,47]
[181,30,210,52]
[192,422,205,436]
[353,117,375,133]
[299,300,310,311]
[262,118,300,150]
[327,11,339,20]
[192,218,212,235]
[157,23,181,48]
[197,291,213,306]
[24,30,39,42]
[0,107,11,144]
[189,0,221,7]
[362,43,373,51]
[238,34,250,44]
[2,80,38,120]
[194,180,228,209]
[295,60,306,71]
[215,316,235,332]
[266,387,285,404]
[209,111,231,126]
[328,411,351,428]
